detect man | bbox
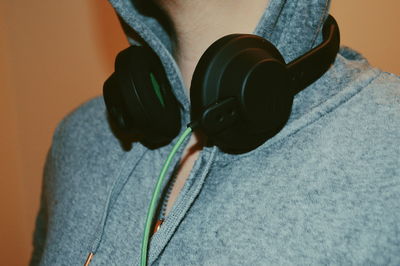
[31,0,400,265]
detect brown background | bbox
[1,1,399,265]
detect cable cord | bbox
[140,126,193,266]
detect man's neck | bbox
[160,0,269,93]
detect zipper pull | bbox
[84,252,94,266]
[153,219,164,235]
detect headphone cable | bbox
[140,125,194,266]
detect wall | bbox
[0,1,399,265]
[0,1,127,265]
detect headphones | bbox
[103,15,340,153]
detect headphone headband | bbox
[288,15,340,94]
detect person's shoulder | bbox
[53,96,111,147]
[339,46,400,91]
[324,47,400,172]
[38,97,142,264]
[349,55,400,125]
[45,96,134,189]
[364,70,400,106]
[335,46,399,118]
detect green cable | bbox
[140,126,193,266]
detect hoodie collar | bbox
[108,0,331,118]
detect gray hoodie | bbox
[30,0,400,265]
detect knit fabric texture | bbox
[30,0,400,265]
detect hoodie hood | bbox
[107,0,331,121]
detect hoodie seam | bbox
[275,0,300,49]
[310,0,330,48]
[255,0,283,38]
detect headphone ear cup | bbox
[190,34,242,121]
[103,46,181,146]
[190,34,294,153]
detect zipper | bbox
[146,146,217,265]
[153,162,180,235]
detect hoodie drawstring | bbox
[84,146,148,265]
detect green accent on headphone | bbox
[150,72,165,107]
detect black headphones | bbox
[103,15,340,153]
